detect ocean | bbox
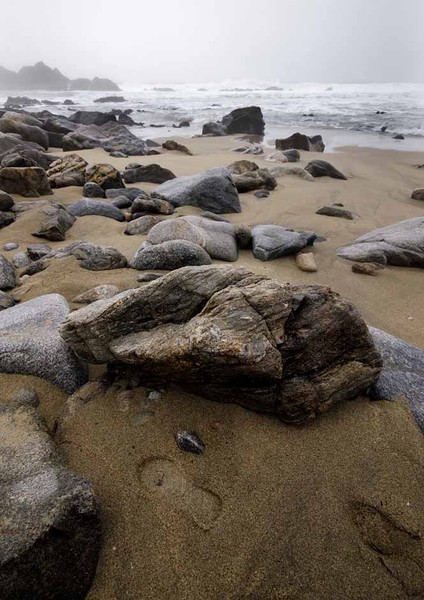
[1,81,424,152]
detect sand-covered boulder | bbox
[85,163,124,191]
[0,255,16,290]
[0,117,49,150]
[152,167,241,214]
[60,265,381,423]
[124,163,176,184]
[252,225,316,261]
[32,203,76,241]
[269,165,315,181]
[130,240,212,270]
[226,160,259,175]
[0,166,52,197]
[46,153,88,188]
[106,187,144,201]
[232,168,277,192]
[67,198,125,222]
[0,392,100,598]
[305,160,347,180]
[337,217,424,267]
[0,294,88,392]
[369,327,424,432]
[276,132,325,152]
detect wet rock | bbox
[202,121,227,136]
[411,188,424,201]
[351,262,384,276]
[316,206,353,219]
[175,431,205,455]
[392,134,405,140]
[125,215,164,235]
[232,168,277,192]
[0,394,100,598]
[281,149,300,162]
[276,133,324,152]
[369,327,424,432]
[130,240,212,270]
[85,163,124,191]
[0,166,52,197]
[296,252,318,272]
[0,293,88,392]
[71,242,128,271]
[60,265,382,423]
[32,203,76,241]
[131,196,174,216]
[47,154,88,188]
[0,189,14,211]
[337,217,424,267]
[0,290,15,310]
[73,284,120,304]
[252,225,316,261]
[0,255,16,290]
[152,167,241,214]
[162,139,192,155]
[124,163,176,184]
[305,160,347,180]
[67,198,125,222]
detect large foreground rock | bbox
[369,327,424,432]
[0,166,52,197]
[60,266,381,423]
[337,217,424,267]
[152,167,241,213]
[0,393,100,598]
[252,225,316,260]
[0,294,88,392]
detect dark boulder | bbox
[123,163,176,184]
[222,106,265,135]
[0,167,52,197]
[276,133,325,152]
[67,198,125,222]
[305,160,347,180]
[130,240,212,271]
[69,111,117,126]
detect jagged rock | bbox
[32,204,76,241]
[0,117,49,150]
[369,327,424,432]
[0,147,56,171]
[147,216,238,262]
[85,163,124,191]
[60,265,381,423]
[46,154,88,188]
[41,116,79,135]
[411,188,424,201]
[125,215,163,235]
[296,252,318,272]
[67,198,125,222]
[0,166,52,197]
[0,290,15,309]
[226,160,259,175]
[71,242,128,271]
[337,217,424,267]
[0,393,100,598]
[276,133,325,152]
[351,262,384,276]
[222,106,265,135]
[130,240,212,270]
[0,190,14,211]
[130,196,174,216]
[152,167,241,214]
[305,160,347,180]
[162,140,192,155]
[0,256,16,290]
[232,144,264,155]
[268,165,315,181]
[27,243,52,261]
[106,187,144,201]
[316,206,353,219]
[83,181,106,198]
[69,110,117,126]
[252,225,316,261]
[0,294,87,391]
[63,122,149,155]
[0,132,45,155]
[73,284,120,304]
[232,168,277,192]
[12,252,31,268]
[123,163,176,184]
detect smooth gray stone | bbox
[252,225,316,261]
[12,252,31,268]
[3,242,19,251]
[0,294,88,392]
[67,198,125,221]
[130,240,212,270]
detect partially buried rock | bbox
[316,206,353,220]
[369,327,424,432]
[67,198,125,222]
[152,167,241,214]
[131,196,174,216]
[27,243,52,261]
[235,224,252,249]
[60,265,382,423]
[0,294,88,392]
[175,431,205,455]
[83,181,106,198]
[232,168,277,192]
[337,217,424,267]
[0,166,53,197]
[85,163,124,190]
[269,165,314,182]
[226,160,259,175]
[73,284,120,304]
[106,187,144,201]
[0,255,16,290]
[123,163,176,184]
[351,262,384,276]
[0,190,14,211]
[254,190,269,199]
[137,273,162,283]
[0,393,100,598]
[276,133,324,152]
[130,240,212,270]
[21,260,48,276]
[252,225,316,261]
[71,242,128,271]
[125,215,163,235]
[162,139,192,155]
[296,252,318,272]
[32,203,76,241]
[0,212,15,229]
[411,188,424,201]
[0,290,15,310]
[305,160,347,180]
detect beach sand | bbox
[2,135,424,598]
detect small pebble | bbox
[175,431,205,455]
[3,243,19,251]
[296,252,318,273]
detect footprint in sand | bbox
[138,458,222,531]
[352,501,424,596]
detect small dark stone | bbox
[316,206,353,220]
[392,134,405,140]
[175,431,205,455]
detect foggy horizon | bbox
[1,0,424,86]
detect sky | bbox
[1,0,423,85]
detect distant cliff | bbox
[0,62,120,91]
